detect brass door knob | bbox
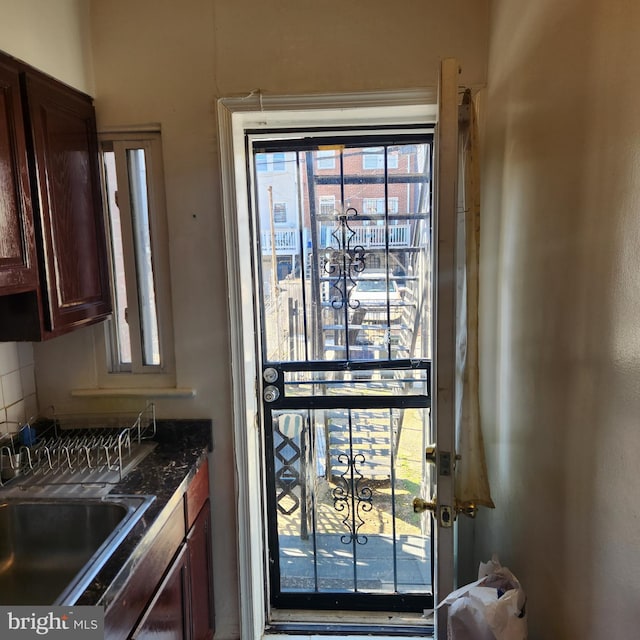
[412,497,436,514]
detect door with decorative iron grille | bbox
[251,132,434,613]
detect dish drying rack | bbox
[0,403,156,488]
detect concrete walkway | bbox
[278,532,432,595]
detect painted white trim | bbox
[433,58,460,638]
[217,90,439,640]
[218,99,266,640]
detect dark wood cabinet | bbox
[132,544,190,640]
[132,502,214,640]
[187,497,214,640]
[104,459,214,640]
[21,70,112,337]
[0,51,112,340]
[0,57,38,293]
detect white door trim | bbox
[432,58,460,637]
[217,89,439,640]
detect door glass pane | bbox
[254,142,431,364]
[272,407,432,595]
[284,368,429,398]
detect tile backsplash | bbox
[0,342,38,435]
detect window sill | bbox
[71,387,196,399]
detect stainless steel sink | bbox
[0,495,154,605]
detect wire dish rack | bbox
[0,403,157,488]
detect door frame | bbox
[217,90,441,640]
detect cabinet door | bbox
[132,544,189,640]
[0,58,37,293]
[188,500,214,640]
[22,71,112,335]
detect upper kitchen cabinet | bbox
[0,51,112,341]
[0,58,38,294]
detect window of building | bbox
[319,195,336,215]
[273,202,287,223]
[362,197,399,214]
[255,151,288,172]
[100,132,174,377]
[362,146,399,170]
[272,152,286,171]
[316,150,336,170]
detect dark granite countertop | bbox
[75,419,212,609]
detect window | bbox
[362,146,399,170]
[255,151,288,172]
[362,196,399,214]
[100,132,174,377]
[316,150,336,170]
[318,195,336,215]
[272,152,286,171]
[273,202,287,223]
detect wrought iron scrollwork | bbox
[332,452,373,545]
[323,207,366,310]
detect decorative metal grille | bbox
[332,451,373,545]
[323,207,366,310]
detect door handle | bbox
[413,495,453,527]
[413,496,477,522]
[412,497,436,514]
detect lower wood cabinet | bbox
[104,460,214,640]
[132,544,190,640]
[188,500,214,640]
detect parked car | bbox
[350,273,403,323]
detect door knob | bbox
[413,497,436,514]
[413,496,454,527]
[263,385,280,402]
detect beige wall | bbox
[0,0,93,93]
[478,0,640,638]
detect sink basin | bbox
[0,495,154,605]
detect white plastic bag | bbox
[440,556,527,640]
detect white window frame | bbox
[95,129,176,388]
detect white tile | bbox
[0,376,3,408]
[6,400,25,426]
[0,343,20,376]
[24,394,38,424]
[20,365,36,398]
[0,408,7,434]
[17,342,34,367]
[1,370,23,407]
